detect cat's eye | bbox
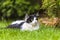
[31,19,33,21]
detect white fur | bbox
[20,17,39,31]
[11,20,25,24]
[21,22,39,31]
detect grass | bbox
[0,21,60,40]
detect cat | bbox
[7,13,40,31]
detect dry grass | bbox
[38,17,59,27]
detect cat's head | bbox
[25,13,39,23]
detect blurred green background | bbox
[0,0,60,27]
[0,0,60,20]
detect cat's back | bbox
[11,20,25,24]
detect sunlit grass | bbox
[0,21,60,40]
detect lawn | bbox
[0,21,60,40]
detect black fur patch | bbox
[26,14,38,23]
[7,22,25,28]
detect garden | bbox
[0,0,60,40]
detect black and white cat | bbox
[7,13,39,31]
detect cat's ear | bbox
[24,14,29,21]
[36,12,39,17]
[25,14,29,18]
